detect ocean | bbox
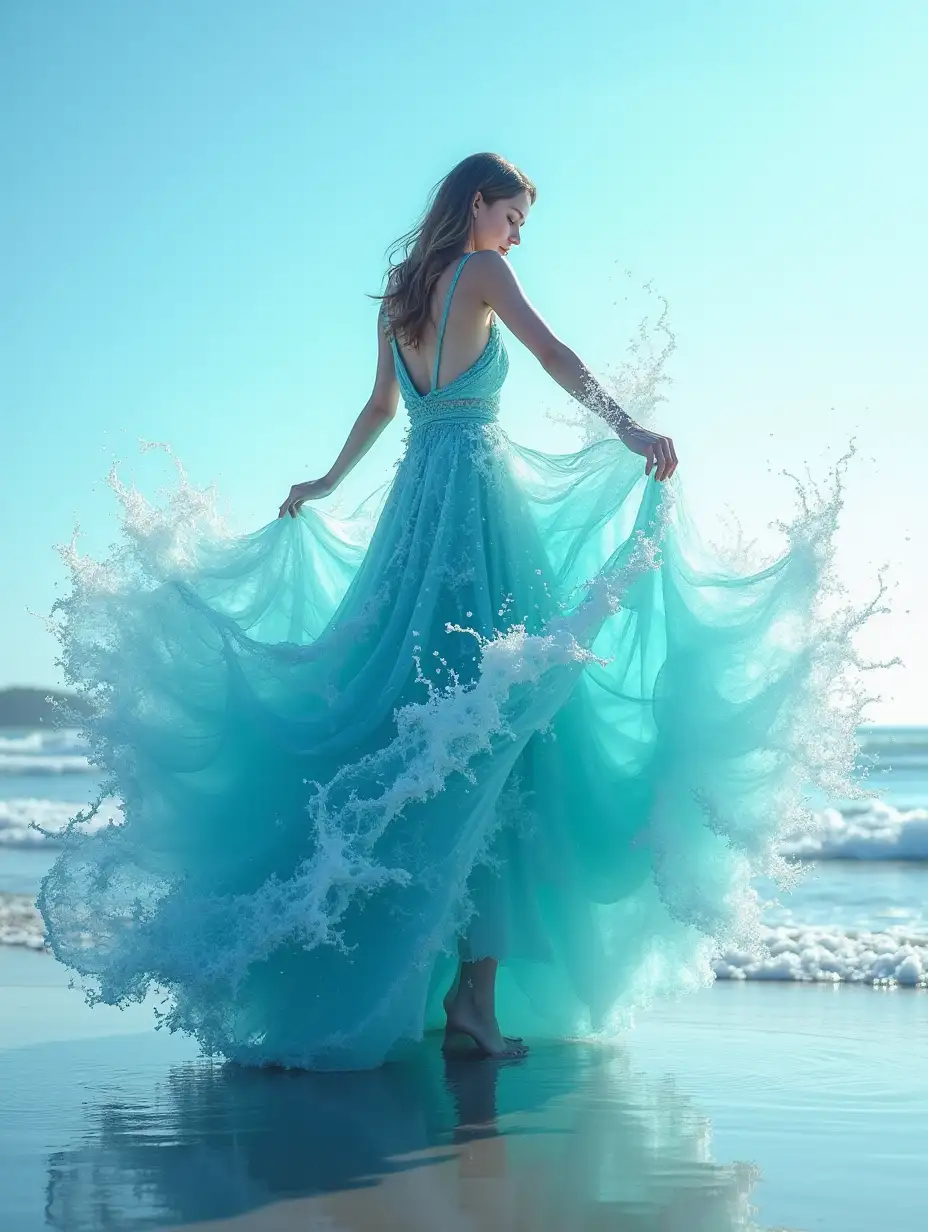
[2,725,927,988]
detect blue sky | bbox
[2,1,926,720]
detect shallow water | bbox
[760,862,928,931]
[3,727,928,1226]
[1,961,925,1232]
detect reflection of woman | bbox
[44,1046,773,1231]
[39,152,863,1071]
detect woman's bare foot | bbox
[442,985,523,1046]
[443,987,528,1059]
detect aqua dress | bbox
[37,252,860,1070]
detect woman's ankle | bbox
[450,985,496,1018]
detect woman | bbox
[38,153,864,1071]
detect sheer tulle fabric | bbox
[38,257,865,1069]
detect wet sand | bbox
[2,948,925,1231]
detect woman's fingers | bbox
[655,439,669,481]
[277,480,333,517]
[648,436,679,481]
[277,485,306,518]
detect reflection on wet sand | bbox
[44,1038,795,1231]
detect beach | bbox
[3,725,928,1229]
[2,944,926,1231]
[5,0,927,1223]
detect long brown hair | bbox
[373,152,536,348]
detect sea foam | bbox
[5,889,926,988]
[781,802,928,861]
[714,923,928,987]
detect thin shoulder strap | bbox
[431,252,474,391]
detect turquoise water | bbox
[1,973,925,1232]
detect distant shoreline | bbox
[0,687,90,729]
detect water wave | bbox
[0,729,92,776]
[0,798,121,847]
[7,889,925,989]
[0,894,46,950]
[781,802,928,861]
[858,726,928,774]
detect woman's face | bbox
[471,189,531,257]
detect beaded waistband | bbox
[408,397,499,430]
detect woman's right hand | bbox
[619,424,678,482]
[277,476,335,519]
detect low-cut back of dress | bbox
[37,249,865,1071]
[389,252,508,426]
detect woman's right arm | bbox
[278,312,399,518]
[473,251,678,481]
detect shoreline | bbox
[2,954,926,1231]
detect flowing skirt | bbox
[37,421,866,1070]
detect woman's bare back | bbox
[393,259,495,397]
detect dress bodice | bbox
[388,252,509,429]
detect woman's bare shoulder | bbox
[460,249,515,303]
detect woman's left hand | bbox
[277,477,334,518]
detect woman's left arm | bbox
[278,314,400,518]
